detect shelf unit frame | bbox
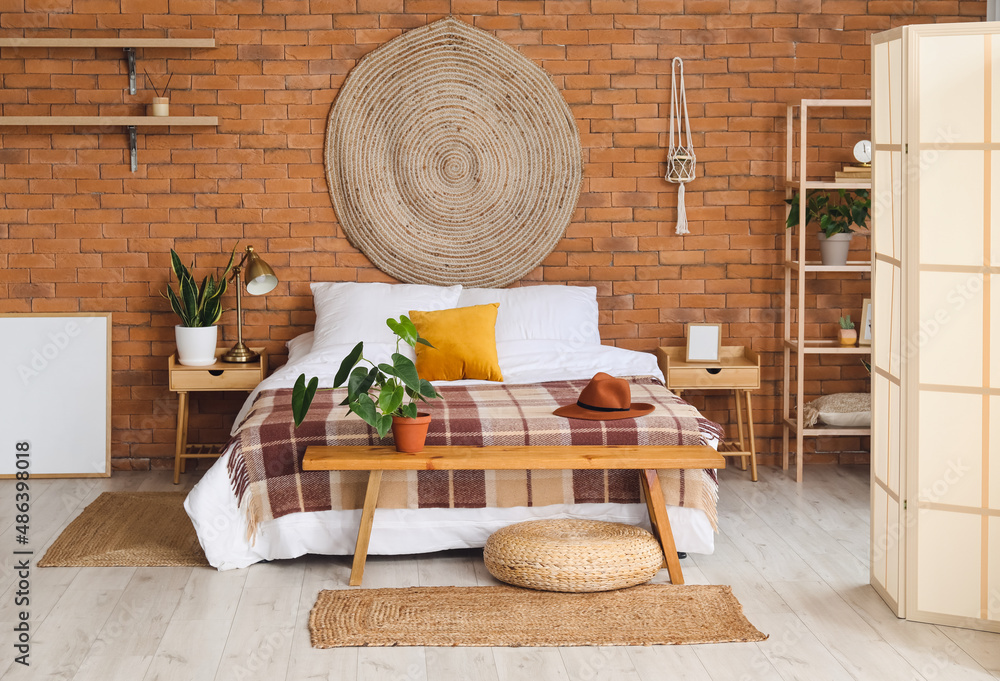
[782,99,872,482]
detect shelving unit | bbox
[782,99,872,483]
[0,36,218,171]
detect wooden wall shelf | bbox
[0,116,218,171]
[0,116,217,126]
[0,37,216,95]
[0,38,215,48]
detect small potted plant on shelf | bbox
[786,189,871,266]
[292,315,441,453]
[163,247,235,366]
[838,315,857,346]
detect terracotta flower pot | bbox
[391,413,432,453]
[838,328,858,346]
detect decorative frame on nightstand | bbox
[656,346,761,482]
[168,348,267,484]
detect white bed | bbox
[184,284,719,570]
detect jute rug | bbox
[324,17,583,288]
[309,585,767,647]
[39,492,209,567]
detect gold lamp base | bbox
[221,342,259,363]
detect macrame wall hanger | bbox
[665,57,696,235]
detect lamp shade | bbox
[244,248,278,295]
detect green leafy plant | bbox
[786,189,871,238]
[291,315,441,435]
[839,315,855,330]
[163,247,236,327]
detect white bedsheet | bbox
[185,337,718,570]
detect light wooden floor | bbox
[0,465,998,681]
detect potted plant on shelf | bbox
[786,188,871,267]
[292,315,441,453]
[163,248,235,366]
[838,315,857,346]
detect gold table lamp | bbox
[222,245,278,363]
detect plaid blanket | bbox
[227,377,725,541]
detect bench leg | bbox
[640,469,684,585]
[349,469,383,587]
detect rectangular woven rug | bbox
[309,585,767,647]
[39,492,209,567]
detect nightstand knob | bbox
[208,369,224,377]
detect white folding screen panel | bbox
[0,314,111,477]
[872,22,1000,633]
[872,30,906,617]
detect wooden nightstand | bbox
[655,346,761,482]
[168,348,267,484]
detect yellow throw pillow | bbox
[409,304,503,382]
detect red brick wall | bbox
[0,2,985,471]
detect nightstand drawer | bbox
[168,348,267,393]
[169,366,261,392]
[666,366,759,390]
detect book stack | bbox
[835,164,871,183]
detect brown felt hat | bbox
[553,372,655,421]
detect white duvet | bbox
[185,336,718,569]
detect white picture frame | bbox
[860,298,873,346]
[0,313,112,478]
[686,323,722,363]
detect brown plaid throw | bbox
[227,377,725,541]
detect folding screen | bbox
[872,22,1000,632]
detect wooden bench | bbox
[303,445,725,587]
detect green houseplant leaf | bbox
[162,246,238,328]
[292,374,319,427]
[293,316,443,432]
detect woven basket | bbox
[484,519,664,593]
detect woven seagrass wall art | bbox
[324,17,584,288]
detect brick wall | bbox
[0,2,985,471]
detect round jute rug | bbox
[324,17,583,288]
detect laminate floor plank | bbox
[214,586,300,681]
[425,648,500,681]
[285,558,358,681]
[627,646,713,681]
[559,646,643,681]
[357,648,427,681]
[142,619,232,681]
[493,648,570,681]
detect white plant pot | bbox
[175,325,218,366]
[817,232,853,267]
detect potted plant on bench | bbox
[786,188,871,266]
[292,315,441,452]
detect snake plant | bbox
[163,247,236,327]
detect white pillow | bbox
[311,282,462,352]
[457,285,601,345]
[285,331,314,363]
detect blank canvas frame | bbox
[0,313,112,478]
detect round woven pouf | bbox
[483,519,664,593]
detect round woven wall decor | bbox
[324,17,583,288]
